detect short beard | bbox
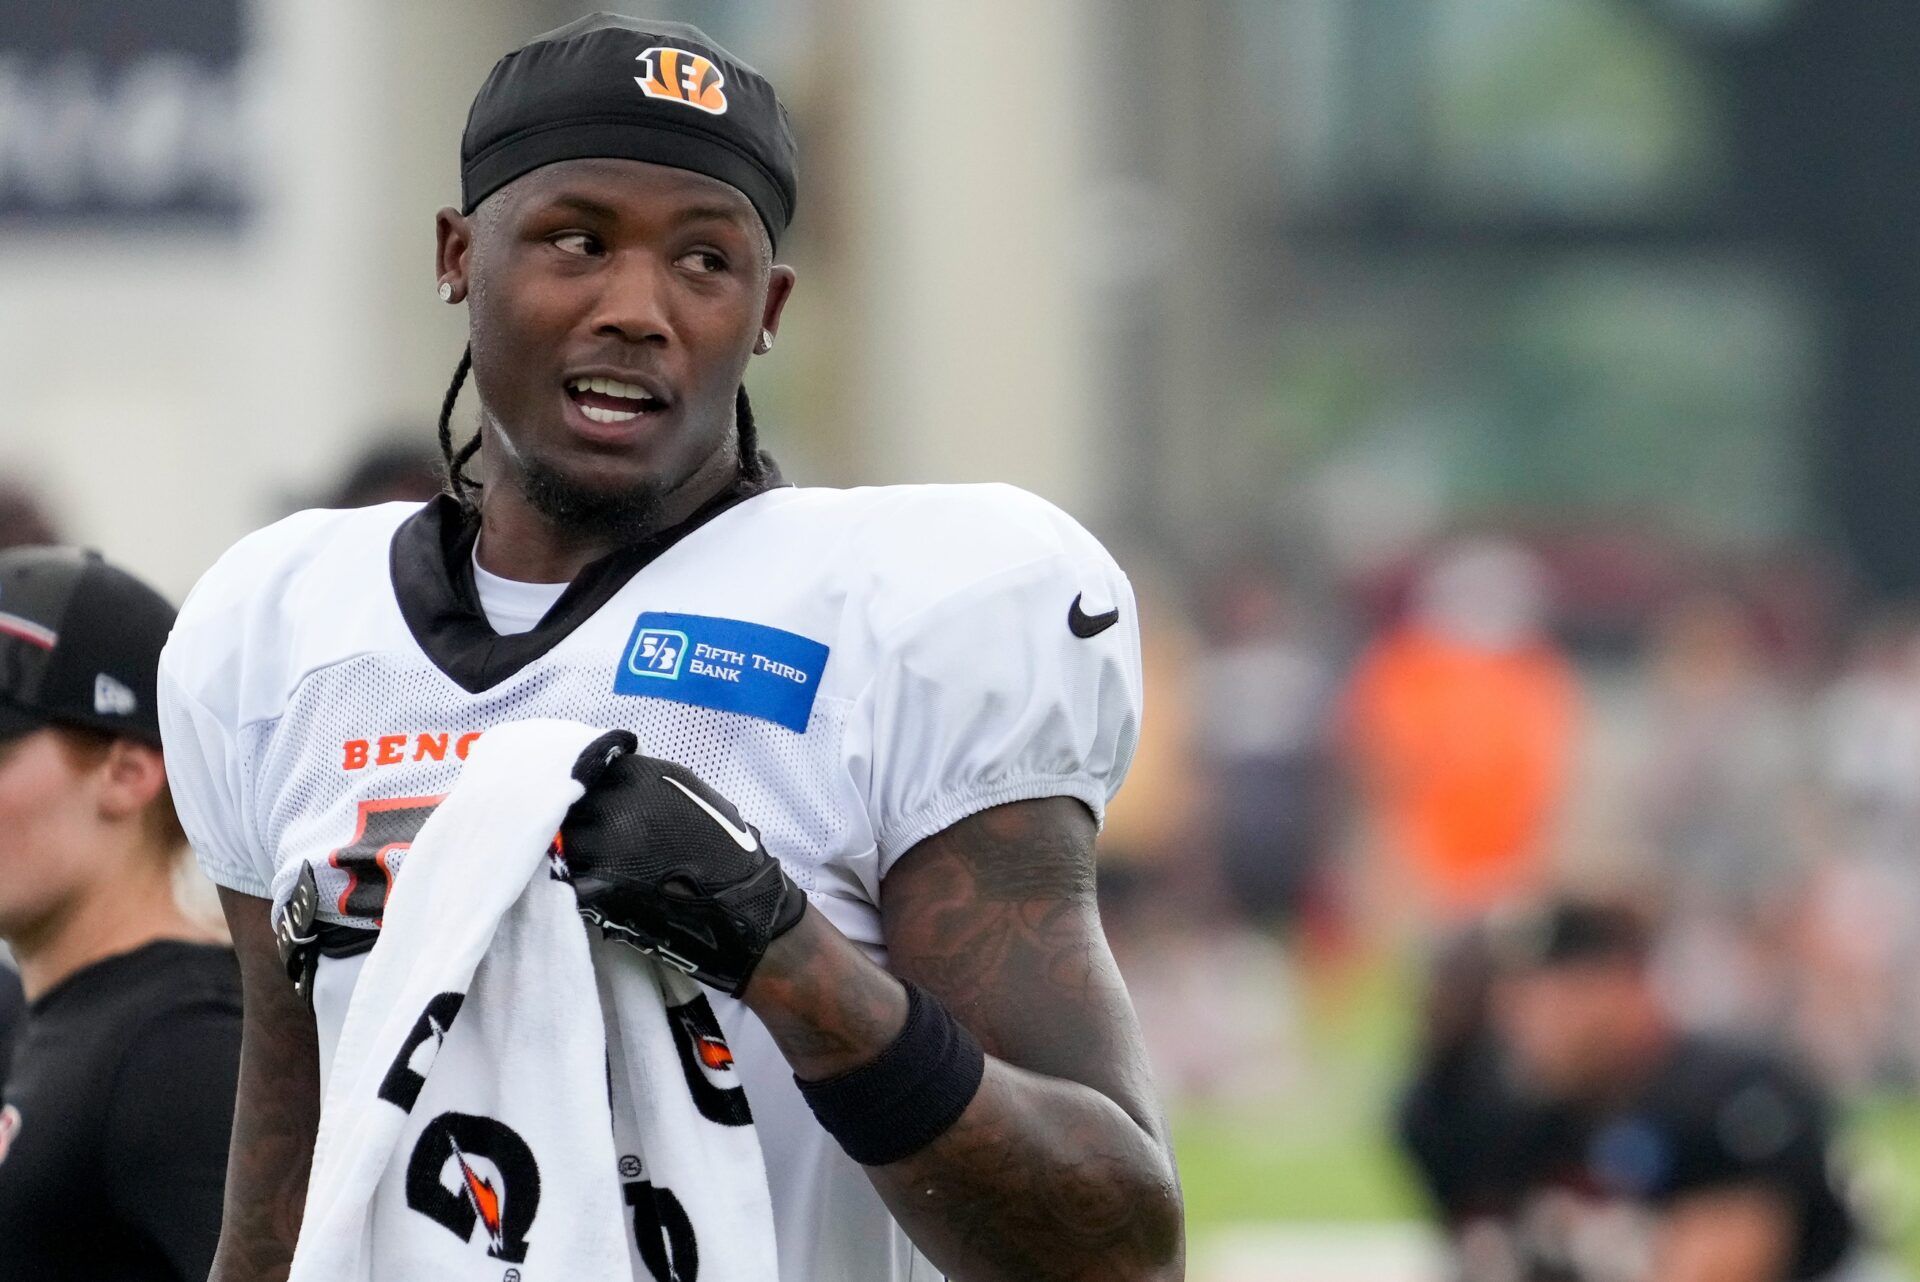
[516,453,669,546]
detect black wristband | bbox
[796,980,986,1166]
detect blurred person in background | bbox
[1801,611,1920,1087]
[0,480,62,552]
[1107,566,1307,1106]
[1422,899,1873,1282]
[0,479,60,1085]
[315,438,445,510]
[0,547,241,1282]
[1399,923,1571,1260]
[1193,561,1340,938]
[1097,566,1202,901]
[1344,539,1581,929]
[1637,594,1808,1036]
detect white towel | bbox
[287,717,779,1281]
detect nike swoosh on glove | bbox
[560,730,808,996]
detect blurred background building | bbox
[6,0,1920,1278]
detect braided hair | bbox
[436,344,481,506]
[733,384,766,483]
[435,349,765,509]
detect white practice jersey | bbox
[157,475,1142,1282]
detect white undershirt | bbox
[471,547,568,636]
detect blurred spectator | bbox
[1193,565,1340,934]
[1819,613,1920,873]
[1402,900,1872,1282]
[0,480,61,550]
[1640,595,1806,918]
[0,548,240,1282]
[1098,571,1203,887]
[1637,595,1808,1036]
[1344,540,1582,926]
[0,480,61,1085]
[318,438,443,509]
[1103,575,1301,1105]
[1798,613,1920,1086]
[1399,924,1569,1242]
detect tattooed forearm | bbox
[744,910,910,1077]
[745,798,1184,1281]
[211,889,322,1282]
[871,1057,1183,1282]
[881,798,1181,1280]
[883,799,1167,1134]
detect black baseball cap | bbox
[0,547,175,748]
[461,14,798,247]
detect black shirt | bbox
[1399,1029,1578,1229]
[0,941,242,1282]
[1400,1033,1857,1280]
[0,963,22,1084]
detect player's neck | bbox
[475,455,738,584]
[9,853,204,1002]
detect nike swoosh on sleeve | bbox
[1068,593,1120,638]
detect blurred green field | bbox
[1169,958,1920,1274]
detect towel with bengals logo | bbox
[287,717,779,1281]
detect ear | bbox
[759,265,797,345]
[435,207,474,304]
[94,740,168,825]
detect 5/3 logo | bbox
[628,627,689,679]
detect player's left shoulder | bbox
[162,501,422,730]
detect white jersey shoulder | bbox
[744,482,1139,855]
[164,501,421,731]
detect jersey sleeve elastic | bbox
[158,662,265,896]
[848,486,1144,874]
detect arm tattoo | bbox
[211,889,322,1282]
[872,798,1184,1281]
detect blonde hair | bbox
[50,726,189,864]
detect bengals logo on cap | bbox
[634,46,728,115]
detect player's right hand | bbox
[559,730,808,996]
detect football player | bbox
[0,548,241,1282]
[158,14,1181,1282]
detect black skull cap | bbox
[461,14,797,247]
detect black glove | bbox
[560,730,807,995]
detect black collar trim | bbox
[390,459,786,693]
